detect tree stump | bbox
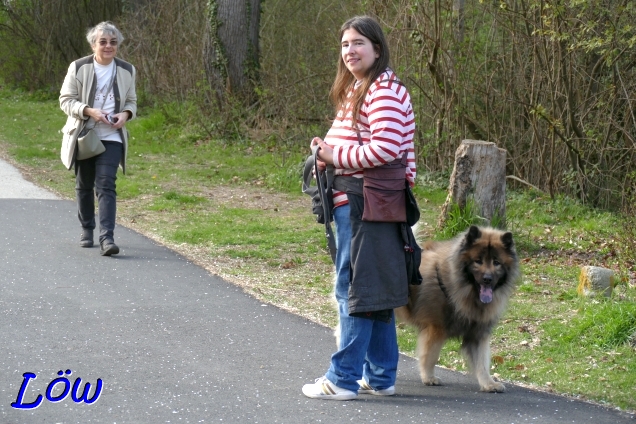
[438,140,507,228]
[577,266,614,298]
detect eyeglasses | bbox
[98,39,118,46]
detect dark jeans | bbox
[74,141,123,244]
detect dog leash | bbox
[311,145,337,264]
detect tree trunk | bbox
[438,140,507,228]
[205,0,261,104]
[453,0,465,43]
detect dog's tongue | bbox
[480,286,493,303]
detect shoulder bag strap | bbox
[357,131,405,166]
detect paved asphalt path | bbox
[0,158,633,423]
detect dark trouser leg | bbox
[75,154,97,231]
[94,141,123,244]
[75,141,122,244]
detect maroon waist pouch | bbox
[361,155,407,222]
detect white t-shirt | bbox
[92,60,122,143]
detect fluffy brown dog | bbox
[395,225,520,392]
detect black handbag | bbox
[402,223,423,285]
[405,184,420,226]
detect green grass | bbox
[546,301,636,348]
[1,88,635,414]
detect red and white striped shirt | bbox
[325,69,416,207]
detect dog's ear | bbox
[501,232,514,251]
[465,225,481,247]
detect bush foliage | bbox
[1,0,634,209]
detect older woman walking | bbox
[59,21,137,256]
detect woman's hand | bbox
[83,108,129,129]
[311,137,334,169]
[108,112,129,129]
[84,107,110,125]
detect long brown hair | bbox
[329,16,390,128]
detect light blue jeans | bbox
[324,203,399,392]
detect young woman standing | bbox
[302,16,416,400]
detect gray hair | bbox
[86,21,124,46]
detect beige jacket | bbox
[59,55,137,173]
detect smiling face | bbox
[341,28,379,80]
[92,31,118,65]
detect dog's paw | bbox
[480,381,505,393]
[422,376,442,386]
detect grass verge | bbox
[1,89,634,414]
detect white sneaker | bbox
[302,376,357,400]
[357,379,395,396]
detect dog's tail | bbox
[422,240,439,250]
[394,301,414,324]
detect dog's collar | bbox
[436,265,450,299]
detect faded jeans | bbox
[324,203,399,392]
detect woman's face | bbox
[341,28,379,80]
[92,31,118,65]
